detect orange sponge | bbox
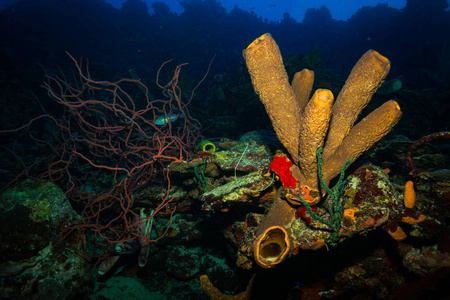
[404,181,416,209]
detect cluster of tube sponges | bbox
[243,33,402,268]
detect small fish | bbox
[115,239,141,254]
[98,255,120,275]
[155,113,184,126]
[271,4,276,7]
[249,7,256,10]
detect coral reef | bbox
[1,1,450,298]
[2,129,447,299]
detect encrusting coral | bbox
[243,33,402,268]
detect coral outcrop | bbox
[0,180,92,298]
[243,33,402,268]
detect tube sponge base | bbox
[253,226,292,268]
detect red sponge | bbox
[270,154,298,189]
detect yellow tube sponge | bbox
[291,69,315,113]
[323,50,391,159]
[200,274,254,299]
[253,225,292,268]
[243,33,401,268]
[252,194,295,268]
[243,33,301,164]
[322,100,402,185]
[295,89,334,194]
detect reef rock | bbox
[0,180,93,299]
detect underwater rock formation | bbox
[235,164,402,267]
[0,180,92,298]
[168,133,276,212]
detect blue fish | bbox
[155,113,184,126]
